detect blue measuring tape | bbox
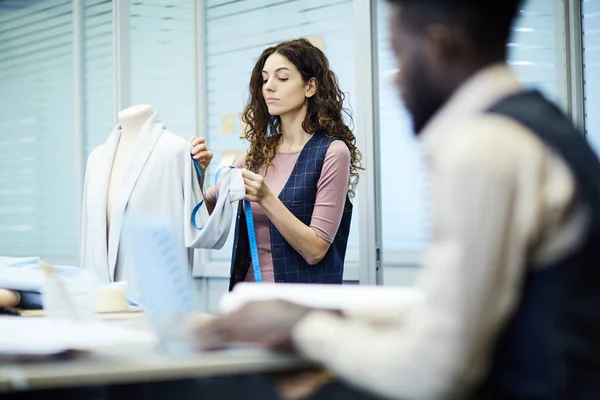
[191,156,262,282]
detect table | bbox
[0,347,313,393]
[0,313,383,400]
[0,313,314,395]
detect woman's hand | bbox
[190,137,213,174]
[242,169,273,205]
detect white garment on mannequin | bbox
[80,109,206,302]
[187,168,245,250]
[106,105,154,230]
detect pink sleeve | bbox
[204,152,247,207]
[310,141,351,243]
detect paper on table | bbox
[220,283,424,314]
[121,212,199,353]
[0,317,157,356]
[40,261,97,322]
[122,213,198,318]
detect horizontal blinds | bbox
[377,0,430,256]
[0,0,77,261]
[583,0,600,153]
[508,0,558,100]
[376,0,560,260]
[84,0,115,155]
[129,0,196,139]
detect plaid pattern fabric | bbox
[229,131,352,290]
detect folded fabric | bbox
[0,257,86,292]
[0,257,139,309]
[0,266,44,292]
[187,167,245,249]
[0,257,40,268]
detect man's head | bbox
[387,0,522,134]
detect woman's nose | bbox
[264,78,275,92]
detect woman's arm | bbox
[244,141,351,265]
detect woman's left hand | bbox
[242,169,272,205]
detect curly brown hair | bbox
[241,38,363,198]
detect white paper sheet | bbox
[0,317,157,356]
[121,213,198,321]
[220,282,424,313]
[121,212,200,354]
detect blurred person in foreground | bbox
[195,0,600,398]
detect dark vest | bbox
[229,132,353,290]
[476,91,600,400]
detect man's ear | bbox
[305,77,317,98]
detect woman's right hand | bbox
[190,137,213,173]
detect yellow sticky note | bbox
[219,153,236,168]
[220,150,246,168]
[221,114,236,135]
[239,113,249,139]
[308,36,325,52]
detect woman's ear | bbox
[305,78,317,98]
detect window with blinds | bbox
[376,0,430,263]
[508,0,558,101]
[376,0,561,270]
[0,0,78,262]
[583,0,600,153]
[203,0,359,265]
[84,0,114,155]
[129,0,196,139]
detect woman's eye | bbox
[279,78,288,82]
[262,79,268,84]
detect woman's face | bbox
[261,52,315,116]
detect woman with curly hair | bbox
[191,38,362,289]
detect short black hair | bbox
[387,0,523,59]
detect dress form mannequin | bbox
[106,105,155,229]
[81,103,204,301]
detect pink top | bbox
[205,140,351,282]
